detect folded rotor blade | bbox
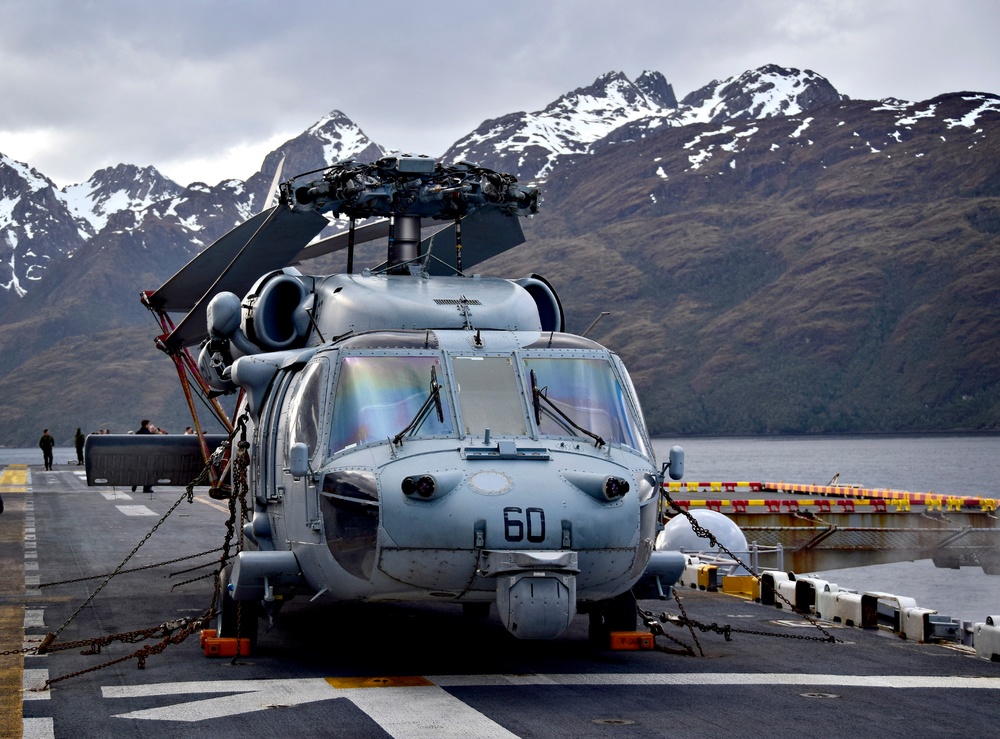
[160,206,329,351]
[421,209,526,275]
[264,155,285,210]
[147,207,277,313]
[290,219,455,264]
[290,218,390,263]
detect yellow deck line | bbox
[0,464,27,737]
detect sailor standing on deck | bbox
[39,429,55,471]
[74,427,85,465]
[131,419,154,493]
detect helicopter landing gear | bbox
[586,589,638,645]
[215,564,260,650]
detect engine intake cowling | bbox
[242,269,312,351]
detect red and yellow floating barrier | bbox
[662,480,998,512]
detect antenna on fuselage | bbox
[582,311,611,338]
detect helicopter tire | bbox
[216,564,260,648]
[587,589,638,645]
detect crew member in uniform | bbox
[74,427,85,465]
[132,420,154,493]
[39,429,55,471]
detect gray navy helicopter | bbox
[86,155,687,645]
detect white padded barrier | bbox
[815,584,840,620]
[862,591,918,632]
[974,615,1000,661]
[774,578,798,609]
[900,606,938,642]
[760,570,791,607]
[678,556,702,589]
[828,590,864,626]
[794,577,838,615]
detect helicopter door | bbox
[276,360,327,527]
[256,369,296,545]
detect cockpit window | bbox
[522,357,648,456]
[452,356,528,436]
[329,354,453,454]
[287,360,326,459]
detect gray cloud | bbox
[1,0,997,188]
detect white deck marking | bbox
[347,684,519,738]
[115,505,157,516]
[24,609,45,628]
[101,491,133,501]
[22,717,55,738]
[430,673,1000,689]
[22,669,51,700]
[104,678,516,736]
[101,672,1000,727]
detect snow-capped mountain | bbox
[674,64,844,125]
[443,70,679,183]
[0,154,88,306]
[0,110,386,301]
[61,164,184,235]
[0,64,971,307]
[245,110,386,208]
[443,66,844,183]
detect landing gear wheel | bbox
[588,589,638,645]
[216,564,259,649]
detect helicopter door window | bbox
[286,360,326,460]
[451,356,527,436]
[522,357,649,456]
[329,354,453,454]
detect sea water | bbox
[0,446,79,466]
[651,435,1000,623]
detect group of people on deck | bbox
[37,420,193,470]
[38,427,96,468]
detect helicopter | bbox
[86,155,687,645]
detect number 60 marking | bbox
[503,506,546,543]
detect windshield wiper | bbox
[393,366,445,446]
[529,369,605,448]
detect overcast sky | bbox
[2,0,997,189]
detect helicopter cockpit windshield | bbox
[451,356,528,436]
[523,356,649,456]
[327,344,650,459]
[330,354,454,454]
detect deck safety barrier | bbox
[974,616,1000,661]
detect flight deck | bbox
[3,462,999,738]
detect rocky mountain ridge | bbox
[0,66,837,302]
